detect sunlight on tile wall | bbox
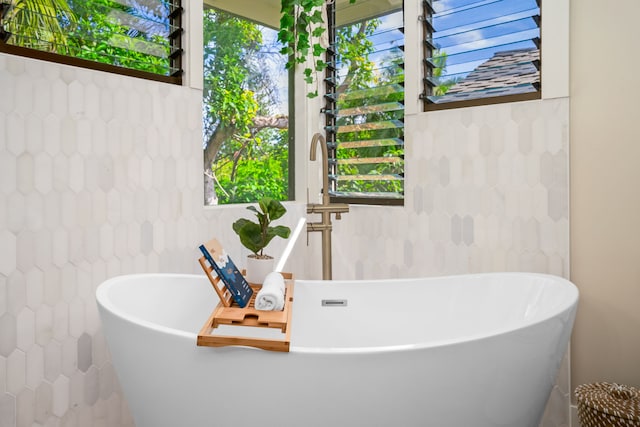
[0,54,306,427]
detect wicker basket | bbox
[576,382,640,427]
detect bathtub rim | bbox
[96,272,579,355]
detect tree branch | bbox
[202,115,289,205]
[251,115,289,132]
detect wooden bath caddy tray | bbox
[197,249,294,352]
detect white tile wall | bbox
[322,98,569,281]
[1,52,570,426]
[315,98,571,427]
[0,53,307,426]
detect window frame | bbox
[0,0,183,85]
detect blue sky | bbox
[251,0,540,105]
[256,26,289,115]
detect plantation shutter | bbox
[324,3,404,205]
[0,0,183,81]
[422,0,540,108]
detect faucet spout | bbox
[310,132,330,206]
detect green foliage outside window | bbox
[1,0,173,75]
[431,50,460,96]
[1,0,76,49]
[203,7,410,205]
[202,9,289,205]
[68,0,171,75]
[332,16,404,198]
[212,128,289,205]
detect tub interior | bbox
[99,274,216,336]
[98,273,577,350]
[291,274,576,349]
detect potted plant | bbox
[233,197,291,284]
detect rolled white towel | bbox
[255,272,286,311]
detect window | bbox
[422,0,540,109]
[202,6,292,206]
[0,0,183,84]
[324,1,405,205]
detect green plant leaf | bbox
[264,198,287,220]
[280,14,294,29]
[315,59,327,71]
[233,197,291,256]
[309,10,324,23]
[312,43,325,56]
[232,218,264,255]
[271,225,291,239]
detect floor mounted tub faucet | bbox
[307,133,349,280]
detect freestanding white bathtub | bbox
[96,273,578,427]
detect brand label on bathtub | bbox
[322,299,348,307]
